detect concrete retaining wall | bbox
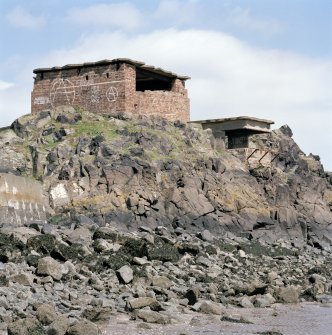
[0,173,46,226]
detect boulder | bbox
[7,317,42,335]
[36,303,57,325]
[239,297,254,308]
[185,287,200,305]
[66,319,100,335]
[37,257,64,281]
[128,297,157,310]
[277,286,300,303]
[152,276,172,289]
[197,229,215,242]
[136,310,171,324]
[117,265,133,284]
[67,227,93,245]
[47,315,69,335]
[199,301,223,315]
[10,273,34,286]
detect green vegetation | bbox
[70,120,119,140]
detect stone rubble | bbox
[0,223,331,333]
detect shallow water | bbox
[102,303,332,335]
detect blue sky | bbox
[0,0,331,169]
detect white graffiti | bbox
[49,78,125,108]
[90,85,100,103]
[106,86,118,102]
[50,78,75,108]
[34,96,50,105]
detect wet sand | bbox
[102,303,332,335]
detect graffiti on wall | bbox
[34,96,50,105]
[34,78,124,110]
[50,78,76,108]
[90,85,100,104]
[106,86,118,102]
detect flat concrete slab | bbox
[190,116,274,134]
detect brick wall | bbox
[32,63,126,114]
[32,63,190,122]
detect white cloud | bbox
[6,6,46,29]
[153,0,198,24]
[228,7,283,33]
[0,80,14,91]
[2,29,331,169]
[66,3,143,30]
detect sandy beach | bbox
[102,303,332,335]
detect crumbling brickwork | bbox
[32,59,190,122]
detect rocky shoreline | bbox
[0,108,331,334]
[0,222,332,334]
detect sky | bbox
[0,0,331,170]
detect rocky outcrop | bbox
[0,107,331,332]
[2,107,331,250]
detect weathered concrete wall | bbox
[32,63,190,122]
[0,174,46,226]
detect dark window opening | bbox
[136,68,173,92]
[40,73,44,80]
[77,68,81,75]
[116,63,121,71]
[106,72,109,78]
[86,75,89,80]
[226,130,251,149]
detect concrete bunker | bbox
[190,116,274,149]
[32,58,190,122]
[190,116,277,167]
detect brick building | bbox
[31,58,190,122]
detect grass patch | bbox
[70,120,119,140]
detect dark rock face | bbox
[0,108,331,251]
